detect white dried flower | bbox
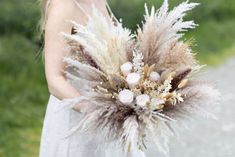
[132,50,144,73]
[120,62,133,76]
[171,92,184,105]
[157,73,173,94]
[136,94,150,107]
[149,71,160,82]
[126,73,141,89]
[118,89,134,105]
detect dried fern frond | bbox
[154,41,197,72]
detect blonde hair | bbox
[40,0,51,32]
[38,0,51,57]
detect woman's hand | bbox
[72,101,91,113]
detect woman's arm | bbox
[44,0,80,100]
[44,0,109,100]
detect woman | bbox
[39,0,125,157]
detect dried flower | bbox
[118,89,134,105]
[132,50,144,74]
[121,62,133,76]
[149,71,160,82]
[126,73,141,89]
[62,1,220,156]
[136,94,150,107]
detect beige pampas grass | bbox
[137,1,199,66]
[154,41,197,72]
[60,1,220,156]
[62,7,134,75]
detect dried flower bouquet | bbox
[60,0,220,156]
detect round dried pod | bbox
[160,70,175,82]
[160,70,170,80]
[178,79,188,89]
[169,71,176,78]
[149,71,160,82]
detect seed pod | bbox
[170,68,191,92]
[149,71,160,82]
[164,93,174,99]
[178,79,188,89]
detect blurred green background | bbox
[0,0,234,156]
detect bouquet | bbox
[61,0,220,156]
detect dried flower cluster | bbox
[61,0,220,156]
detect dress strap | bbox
[72,0,118,23]
[72,0,90,18]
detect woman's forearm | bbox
[47,75,80,100]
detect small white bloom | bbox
[118,89,134,105]
[120,62,133,76]
[149,71,160,82]
[136,94,150,107]
[126,73,141,88]
[132,50,144,73]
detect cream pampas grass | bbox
[60,1,220,156]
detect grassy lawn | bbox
[189,20,235,65]
[197,44,235,66]
[0,35,48,157]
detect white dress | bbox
[39,95,152,157]
[39,94,123,157]
[39,1,157,157]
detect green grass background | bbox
[0,0,234,156]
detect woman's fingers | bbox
[72,100,90,113]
